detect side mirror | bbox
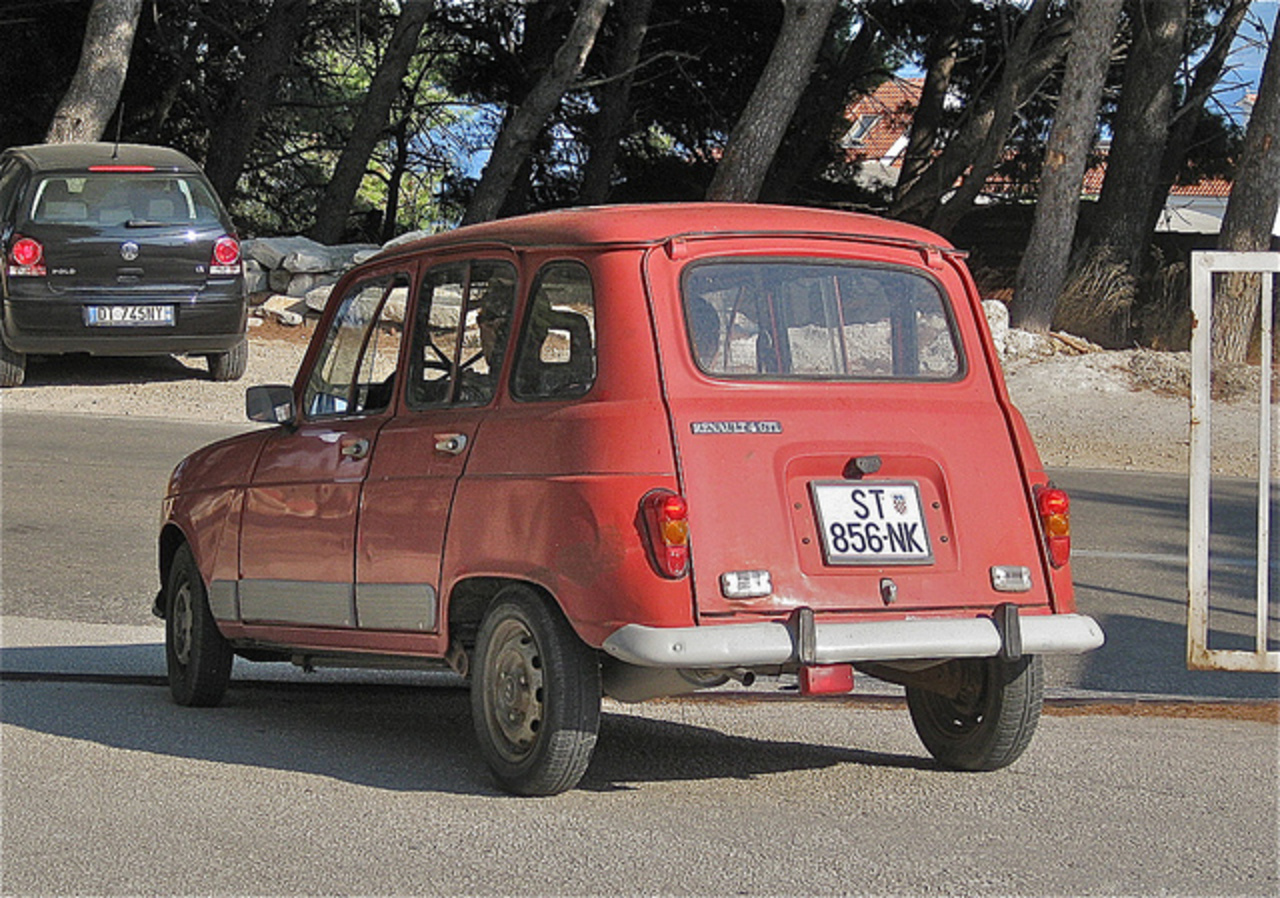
[246,384,296,425]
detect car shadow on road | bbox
[1,651,931,796]
[14,353,209,386]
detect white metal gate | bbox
[1188,251,1280,673]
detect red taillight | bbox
[88,164,156,172]
[641,489,690,578]
[8,237,45,276]
[1035,485,1071,568]
[211,236,241,274]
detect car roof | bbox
[378,203,955,260]
[4,142,205,175]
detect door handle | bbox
[340,438,370,459]
[434,433,468,455]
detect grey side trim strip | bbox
[601,613,1105,669]
[208,580,239,621]
[356,583,438,632]
[239,579,355,628]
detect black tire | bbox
[0,335,26,387]
[906,655,1043,771]
[206,337,248,382]
[165,543,233,707]
[471,586,601,796]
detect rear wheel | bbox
[906,655,1042,771]
[0,336,26,387]
[471,586,601,795]
[206,337,248,382]
[165,543,233,707]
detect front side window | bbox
[28,174,223,226]
[407,260,517,408]
[512,261,596,401]
[683,260,961,381]
[304,273,408,417]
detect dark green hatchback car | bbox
[0,142,247,386]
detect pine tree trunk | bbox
[46,0,144,143]
[1010,0,1123,333]
[578,0,653,206]
[1212,24,1280,364]
[462,0,611,225]
[705,0,840,203]
[310,0,434,244]
[202,0,310,203]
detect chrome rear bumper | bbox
[601,610,1104,669]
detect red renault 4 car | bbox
[156,204,1102,795]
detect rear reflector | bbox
[799,664,854,695]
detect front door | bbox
[238,269,409,627]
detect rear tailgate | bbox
[644,240,1051,622]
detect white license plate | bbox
[810,481,933,565]
[85,305,175,327]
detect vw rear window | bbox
[682,260,963,381]
[29,174,223,227]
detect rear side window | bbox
[512,261,596,401]
[683,260,962,381]
[28,174,223,226]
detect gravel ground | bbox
[0,318,1271,477]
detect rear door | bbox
[646,240,1050,621]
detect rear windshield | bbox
[28,174,223,227]
[682,260,962,381]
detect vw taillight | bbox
[211,236,241,275]
[641,489,690,578]
[8,237,45,276]
[1035,485,1071,568]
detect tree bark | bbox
[759,8,882,203]
[894,8,965,204]
[927,0,1054,236]
[1076,0,1189,275]
[1212,22,1280,363]
[888,8,1072,228]
[309,0,434,245]
[462,0,612,225]
[202,0,311,202]
[1010,0,1124,333]
[578,0,653,206]
[46,0,144,143]
[705,0,840,203]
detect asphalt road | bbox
[1,410,1277,896]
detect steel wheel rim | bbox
[171,582,194,666]
[484,617,545,763]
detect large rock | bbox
[245,236,327,271]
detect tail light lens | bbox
[9,236,45,276]
[211,236,241,275]
[1035,485,1071,568]
[641,489,690,578]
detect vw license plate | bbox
[85,305,175,327]
[810,481,933,565]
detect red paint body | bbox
[160,204,1076,669]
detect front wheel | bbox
[165,543,233,707]
[471,586,601,795]
[906,655,1043,771]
